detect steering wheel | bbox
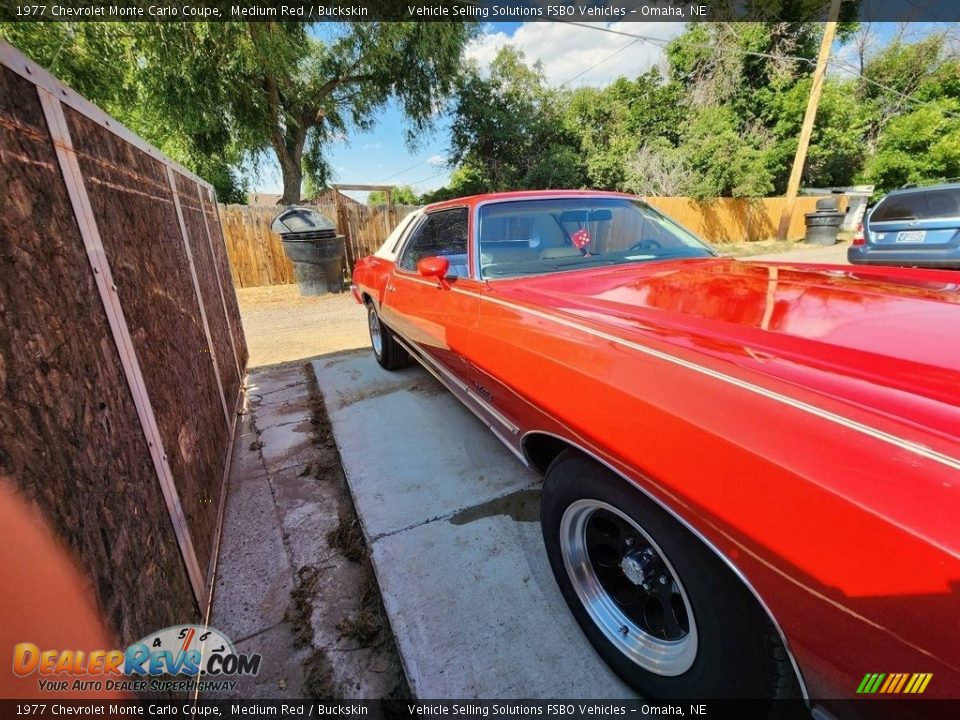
[628,239,662,251]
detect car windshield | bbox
[478,197,715,279]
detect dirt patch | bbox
[238,287,369,368]
[302,650,338,700]
[327,514,367,564]
[281,362,409,702]
[284,565,323,649]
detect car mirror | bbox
[417,256,451,289]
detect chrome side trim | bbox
[387,328,528,465]
[520,430,810,703]
[460,288,960,476]
[490,425,529,465]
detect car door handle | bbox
[386,284,396,292]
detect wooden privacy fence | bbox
[220,202,419,288]
[222,195,845,288]
[0,42,247,641]
[644,195,847,243]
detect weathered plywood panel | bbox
[64,108,228,578]
[200,190,248,372]
[173,171,240,407]
[0,66,197,643]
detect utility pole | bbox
[776,0,843,241]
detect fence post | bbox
[335,190,356,274]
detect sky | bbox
[251,21,953,203]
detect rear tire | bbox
[367,302,409,371]
[541,450,799,701]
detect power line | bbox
[374,159,428,183]
[565,21,817,66]
[408,170,448,187]
[569,21,959,119]
[827,55,960,118]
[558,37,640,88]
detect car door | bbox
[379,207,482,388]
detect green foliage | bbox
[859,100,960,191]
[447,47,585,192]
[433,23,958,200]
[763,76,867,190]
[0,22,251,202]
[368,185,418,205]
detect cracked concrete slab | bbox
[212,360,406,701]
[313,351,635,699]
[314,353,541,540]
[211,446,293,644]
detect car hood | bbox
[491,258,960,419]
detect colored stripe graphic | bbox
[858,672,932,694]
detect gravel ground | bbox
[237,286,369,369]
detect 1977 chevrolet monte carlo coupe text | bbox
[351,191,960,709]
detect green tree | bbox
[860,100,960,192]
[137,22,474,204]
[762,77,867,190]
[368,185,418,205]
[447,47,585,192]
[563,70,687,190]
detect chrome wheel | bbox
[368,306,383,358]
[560,499,697,676]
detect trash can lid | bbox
[271,206,337,237]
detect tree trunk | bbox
[274,123,309,205]
[279,159,302,205]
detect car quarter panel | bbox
[461,279,960,700]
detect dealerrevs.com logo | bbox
[12,625,261,693]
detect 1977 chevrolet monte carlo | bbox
[351,191,960,708]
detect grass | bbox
[715,230,853,258]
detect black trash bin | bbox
[803,197,845,246]
[271,207,346,296]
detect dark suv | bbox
[848,182,960,269]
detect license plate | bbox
[896,230,926,243]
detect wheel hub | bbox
[620,548,658,586]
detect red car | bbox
[351,191,960,709]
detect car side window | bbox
[397,208,469,277]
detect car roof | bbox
[881,181,960,198]
[423,189,637,212]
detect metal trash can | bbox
[804,197,845,246]
[271,207,346,296]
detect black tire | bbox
[541,450,799,700]
[367,302,409,371]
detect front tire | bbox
[541,450,799,700]
[367,302,409,371]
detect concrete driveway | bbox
[312,351,635,699]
